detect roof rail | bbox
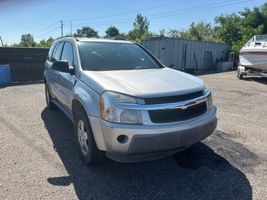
[56,35,79,41]
[111,37,129,41]
[56,36,132,43]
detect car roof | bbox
[77,37,133,44]
[56,36,133,44]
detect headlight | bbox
[203,83,213,110]
[203,83,210,95]
[100,91,143,124]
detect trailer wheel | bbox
[237,68,244,79]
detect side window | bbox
[47,42,56,61]
[61,42,74,66]
[52,42,64,61]
[51,42,59,60]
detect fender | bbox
[72,80,107,150]
[72,80,101,117]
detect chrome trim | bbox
[117,92,210,111]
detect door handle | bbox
[54,71,60,75]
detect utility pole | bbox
[60,20,64,36]
[0,36,3,47]
[70,20,73,36]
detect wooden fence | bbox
[0,47,49,82]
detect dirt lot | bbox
[0,71,266,200]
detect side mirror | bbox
[51,61,70,73]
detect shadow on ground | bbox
[0,81,43,89]
[243,76,267,84]
[41,108,253,200]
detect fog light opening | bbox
[117,135,128,144]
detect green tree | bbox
[74,26,98,37]
[239,5,266,41]
[167,22,216,41]
[128,14,150,42]
[37,37,54,48]
[158,29,167,38]
[105,26,120,38]
[117,32,129,39]
[133,14,150,35]
[214,14,243,48]
[186,22,215,41]
[45,37,54,47]
[128,29,140,41]
[167,29,183,38]
[37,39,47,48]
[19,33,36,47]
[261,3,267,33]
[214,3,267,54]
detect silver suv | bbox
[44,37,217,165]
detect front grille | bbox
[144,91,204,104]
[148,102,207,123]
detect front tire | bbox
[45,84,56,109]
[74,108,105,165]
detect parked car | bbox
[44,37,217,165]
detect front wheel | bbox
[45,84,56,109]
[74,108,105,165]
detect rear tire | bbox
[45,84,56,109]
[74,108,105,165]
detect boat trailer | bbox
[237,65,267,79]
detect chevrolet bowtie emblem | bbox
[180,105,188,110]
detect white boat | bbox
[239,35,267,72]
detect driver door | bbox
[57,42,77,111]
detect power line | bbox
[34,20,64,39]
[69,0,193,22]
[32,22,58,35]
[34,27,60,38]
[71,0,194,26]
[149,0,256,19]
[32,0,257,39]
[71,0,255,29]
[71,0,251,27]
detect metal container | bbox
[0,64,11,86]
[142,38,230,71]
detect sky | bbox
[0,0,266,45]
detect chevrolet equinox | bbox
[44,37,217,165]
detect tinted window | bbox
[61,42,74,66]
[51,42,59,60]
[78,42,161,71]
[52,42,64,61]
[47,42,56,61]
[256,35,267,41]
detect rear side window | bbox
[52,42,64,61]
[61,42,74,66]
[47,43,56,61]
[51,43,60,60]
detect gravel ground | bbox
[0,71,266,200]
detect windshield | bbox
[255,35,267,41]
[78,41,162,71]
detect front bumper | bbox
[89,106,217,162]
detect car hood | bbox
[80,68,204,98]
